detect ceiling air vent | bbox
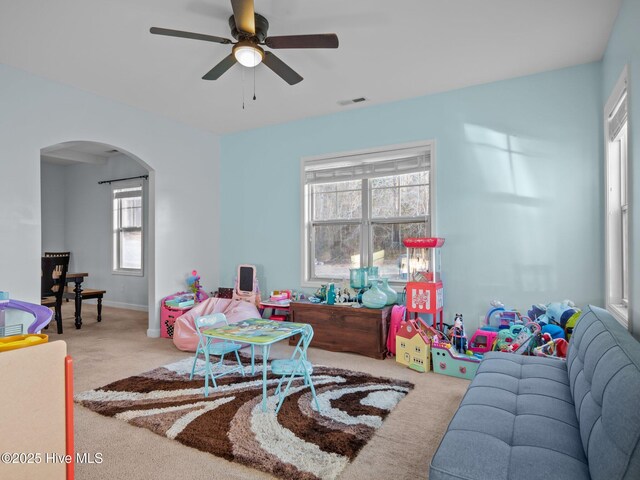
[338,97,368,106]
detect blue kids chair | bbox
[271,324,321,414]
[190,312,244,397]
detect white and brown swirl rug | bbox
[75,356,414,480]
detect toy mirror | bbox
[237,264,256,294]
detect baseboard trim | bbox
[91,300,149,312]
[147,328,160,338]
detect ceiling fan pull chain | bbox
[253,61,257,101]
[242,67,245,109]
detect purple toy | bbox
[0,298,53,334]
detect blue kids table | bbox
[202,318,307,412]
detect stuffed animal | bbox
[541,323,565,340]
[534,300,579,329]
[528,304,547,322]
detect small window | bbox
[112,182,144,275]
[414,346,421,353]
[400,342,406,349]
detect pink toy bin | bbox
[161,293,201,339]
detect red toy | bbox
[403,237,445,330]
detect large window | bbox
[112,181,144,275]
[605,68,629,327]
[302,142,433,284]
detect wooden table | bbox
[65,273,88,329]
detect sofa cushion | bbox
[430,353,589,480]
[566,305,640,480]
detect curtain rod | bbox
[98,174,149,185]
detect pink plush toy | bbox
[172,297,261,352]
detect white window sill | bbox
[607,303,629,329]
[113,269,144,277]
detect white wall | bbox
[40,155,150,309]
[0,63,220,336]
[40,162,66,252]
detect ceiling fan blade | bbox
[202,54,238,80]
[262,52,303,85]
[265,33,339,49]
[231,0,255,35]
[150,27,232,44]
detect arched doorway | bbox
[40,141,155,331]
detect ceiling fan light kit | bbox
[233,41,264,67]
[150,0,338,86]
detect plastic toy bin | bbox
[161,295,194,339]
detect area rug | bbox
[75,356,414,480]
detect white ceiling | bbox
[0,0,621,135]
[41,141,119,166]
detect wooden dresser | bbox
[290,302,391,359]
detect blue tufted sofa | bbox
[429,305,640,480]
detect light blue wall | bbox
[221,63,603,333]
[602,0,640,338]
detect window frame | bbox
[111,179,145,276]
[604,66,629,328]
[300,140,436,287]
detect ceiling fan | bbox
[150,0,339,85]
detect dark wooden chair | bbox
[41,255,69,334]
[44,252,71,301]
[44,251,106,323]
[44,251,71,258]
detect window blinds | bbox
[305,148,430,185]
[113,185,143,199]
[609,90,628,141]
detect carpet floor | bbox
[55,303,469,479]
[76,355,414,480]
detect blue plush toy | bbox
[534,300,579,329]
[541,323,565,340]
